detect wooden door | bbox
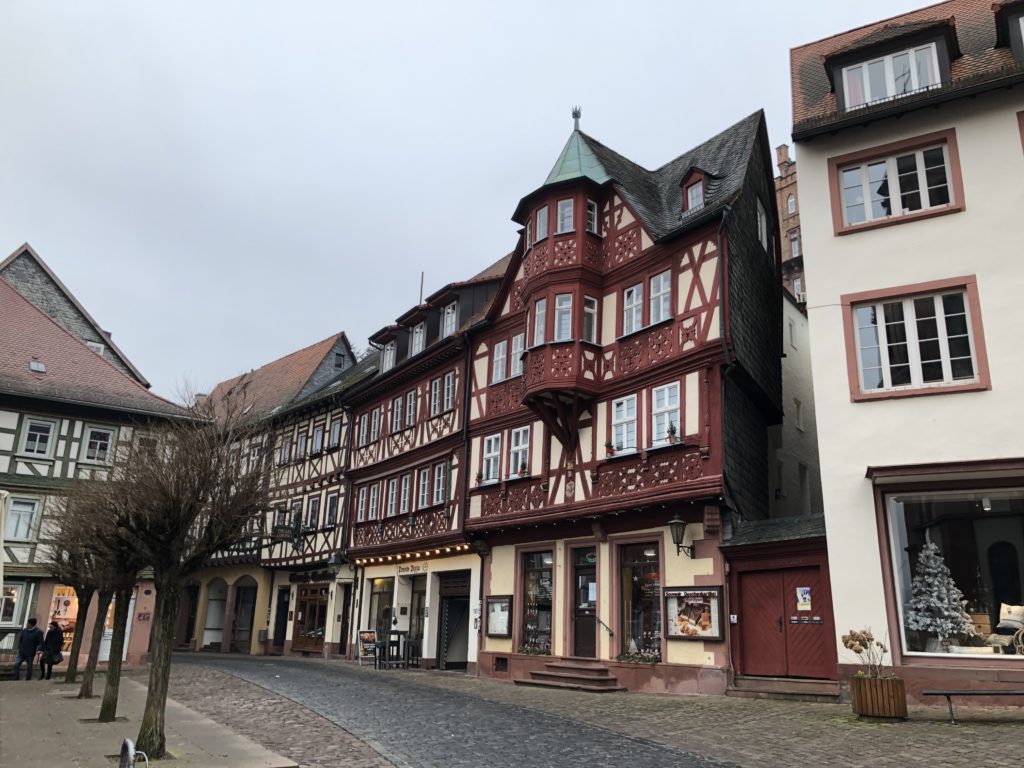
[738,570,786,677]
[273,588,289,648]
[782,568,833,679]
[573,549,597,658]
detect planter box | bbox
[850,676,908,720]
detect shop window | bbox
[368,577,395,637]
[521,551,553,652]
[409,575,428,642]
[293,585,329,651]
[887,489,1024,658]
[2,583,24,625]
[619,543,661,660]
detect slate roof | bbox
[0,243,150,387]
[0,277,185,418]
[720,515,827,548]
[281,351,381,416]
[518,111,765,244]
[208,333,346,421]
[791,0,1022,137]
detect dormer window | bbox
[442,302,457,337]
[411,322,425,355]
[381,341,396,372]
[86,341,105,356]
[586,200,598,234]
[334,352,346,369]
[685,180,704,212]
[535,206,548,242]
[842,43,940,110]
[556,199,574,234]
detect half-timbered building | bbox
[469,111,785,693]
[343,260,508,671]
[1,249,186,666]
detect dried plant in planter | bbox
[843,628,906,719]
[842,628,895,678]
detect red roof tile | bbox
[0,277,185,417]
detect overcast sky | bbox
[0,1,927,399]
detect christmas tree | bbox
[905,541,974,644]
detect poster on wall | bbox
[664,586,723,641]
[486,595,512,638]
[796,587,812,611]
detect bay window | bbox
[483,434,501,483]
[586,199,598,233]
[612,395,637,453]
[623,284,643,335]
[556,199,574,233]
[536,206,548,241]
[554,294,572,341]
[533,298,547,346]
[843,43,940,109]
[583,297,598,344]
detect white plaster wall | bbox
[797,88,1024,650]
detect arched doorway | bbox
[231,576,259,653]
[203,578,228,650]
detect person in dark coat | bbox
[39,621,65,680]
[12,617,44,680]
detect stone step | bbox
[530,670,622,687]
[514,678,628,693]
[543,661,612,677]
[728,676,840,702]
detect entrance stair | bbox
[514,660,627,693]
[727,675,840,703]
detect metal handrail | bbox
[595,616,614,637]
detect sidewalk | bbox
[0,675,297,768]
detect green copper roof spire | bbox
[544,106,612,186]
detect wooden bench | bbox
[922,688,1024,724]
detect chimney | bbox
[776,144,793,176]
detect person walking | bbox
[11,617,44,680]
[39,620,65,680]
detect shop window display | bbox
[619,543,662,660]
[520,551,553,653]
[888,489,1024,656]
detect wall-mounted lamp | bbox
[326,552,344,577]
[668,514,695,559]
[982,496,992,512]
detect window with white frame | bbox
[510,333,525,377]
[536,206,548,241]
[386,478,398,517]
[789,230,801,259]
[442,302,458,337]
[326,494,339,526]
[443,371,455,411]
[86,340,105,356]
[418,467,431,508]
[359,414,369,446]
[329,419,341,448]
[400,473,411,513]
[843,43,940,110]
[854,290,976,392]
[793,277,804,296]
[368,483,380,521]
[586,200,598,233]
[430,378,441,416]
[411,322,426,355]
[297,433,307,457]
[556,199,574,233]
[492,340,507,383]
[623,284,643,335]
[686,180,704,211]
[382,341,396,372]
[756,199,769,251]
[392,396,404,432]
[840,144,951,227]
[483,434,501,482]
[406,390,417,426]
[525,219,532,249]
[4,498,37,541]
[433,462,447,505]
[21,419,53,457]
[312,425,324,454]
[583,297,598,344]
[554,294,572,341]
[370,407,380,441]
[279,439,292,465]
[533,298,547,346]
[649,271,672,325]
[612,395,637,452]
[307,497,320,529]
[357,487,368,522]
[2,583,24,625]
[510,426,530,477]
[651,383,680,445]
[82,426,114,463]
[787,194,796,215]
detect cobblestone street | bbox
[162,655,1024,768]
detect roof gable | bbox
[0,277,185,417]
[0,243,150,387]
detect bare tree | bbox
[113,388,271,757]
[49,513,100,685]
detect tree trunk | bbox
[136,581,179,758]
[78,590,112,699]
[64,585,94,685]
[98,586,132,721]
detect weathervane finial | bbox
[572,106,581,131]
